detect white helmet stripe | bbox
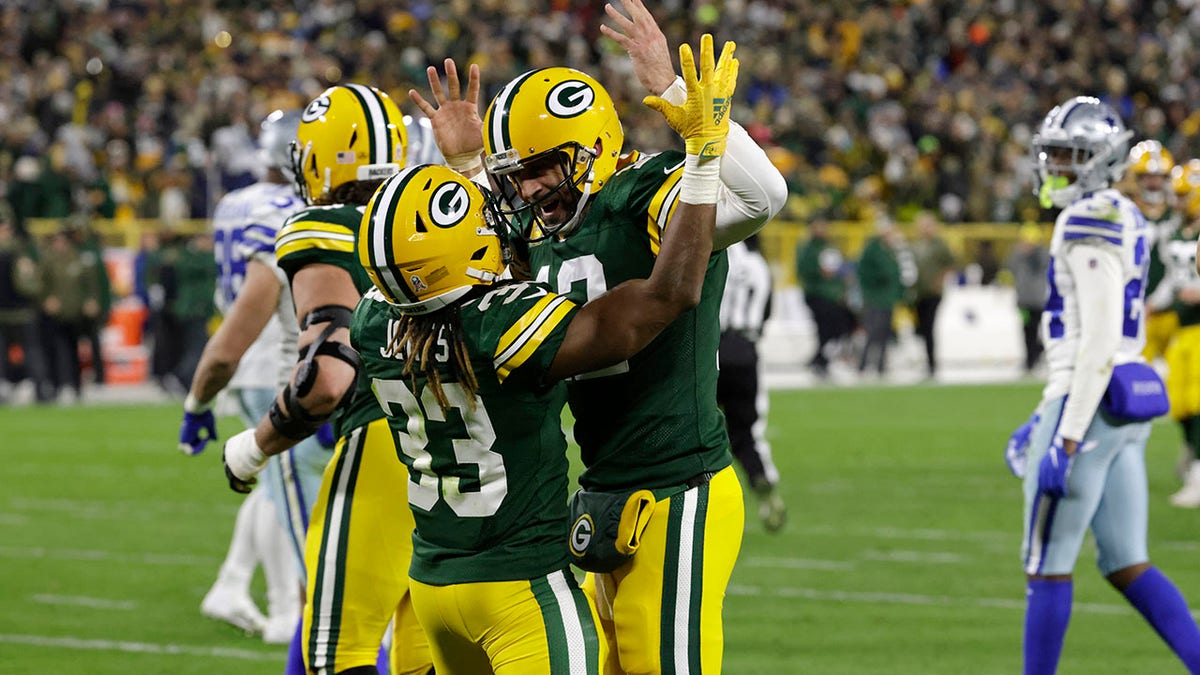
[370,170,412,301]
[346,83,390,165]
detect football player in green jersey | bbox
[476,5,785,673]
[1131,141,1182,365]
[222,84,433,675]
[351,32,730,670]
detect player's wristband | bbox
[679,153,722,205]
[445,150,484,179]
[184,393,212,414]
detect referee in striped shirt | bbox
[718,236,786,532]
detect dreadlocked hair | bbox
[315,179,388,206]
[387,304,478,412]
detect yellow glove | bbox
[644,34,738,158]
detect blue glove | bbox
[316,422,336,449]
[1037,435,1073,498]
[1004,411,1040,478]
[179,408,218,455]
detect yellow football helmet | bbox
[358,165,505,315]
[292,84,408,204]
[1171,159,1200,196]
[1130,140,1174,176]
[482,67,624,241]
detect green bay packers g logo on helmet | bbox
[300,95,331,123]
[358,165,505,315]
[546,80,594,118]
[430,181,471,228]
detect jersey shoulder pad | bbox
[462,281,577,384]
[275,205,362,276]
[1058,192,1127,247]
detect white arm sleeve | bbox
[659,78,788,249]
[1058,241,1124,441]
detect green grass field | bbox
[2,382,1198,674]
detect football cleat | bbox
[755,483,787,534]
[200,584,267,635]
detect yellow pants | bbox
[1167,324,1200,420]
[410,569,604,674]
[303,418,431,674]
[1143,310,1179,362]
[583,465,745,675]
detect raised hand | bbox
[643,34,738,159]
[600,0,675,96]
[408,59,485,168]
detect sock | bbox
[215,488,264,592]
[286,618,306,675]
[1023,579,1073,675]
[1122,567,1200,673]
[376,643,390,675]
[254,491,302,621]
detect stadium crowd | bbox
[3,0,1200,230]
[2,0,1200,399]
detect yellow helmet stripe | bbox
[345,84,392,167]
[486,69,539,153]
[366,167,422,303]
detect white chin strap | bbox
[554,171,595,238]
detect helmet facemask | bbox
[487,142,598,243]
[1031,96,1132,209]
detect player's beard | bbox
[535,184,582,229]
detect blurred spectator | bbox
[910,211,956,377]
[67,215,112,385]
[973,239,1002,285]
[796,218,854,377]
[36,226,103,403]
[1006,223,1050,373]
[0,209,41,402]
[159,233,215,390]
[856,218,905,376]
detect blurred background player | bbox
[718,236,786,532]
[909,211,956,379]
[178,110,316,644]
[1006,223,1051,374]
[478,2,785,668]
[221,85,435,675]
[1017,96,1200,675]
[1160,160,1200,508]
[1130,141,1180,368]
[856,217,905,378]
[795,217,854,379]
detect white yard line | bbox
[728,584,1133,616]
[741,556,857,571]
[0,545,219,567]
[0,633,282,661]
[30,594,137,611]
[860,550,968,564]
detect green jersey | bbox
[1144,207,1180,297]
[1161,225,1200,326]
[351,283,581,585]
[275,204,381,437]
[525,150,732,493]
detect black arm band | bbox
[268,384,329,441]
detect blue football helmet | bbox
[1032,96,1133,208]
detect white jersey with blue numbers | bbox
[1042,188,1150,404]
[211,181,306,389]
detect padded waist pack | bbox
[1102,362,1169,422]
[568,488,656,573]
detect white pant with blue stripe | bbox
[234,387,330,575]
[1022,395,1151,577]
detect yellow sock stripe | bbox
[494,294,574,383]
[646,168,684,257]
